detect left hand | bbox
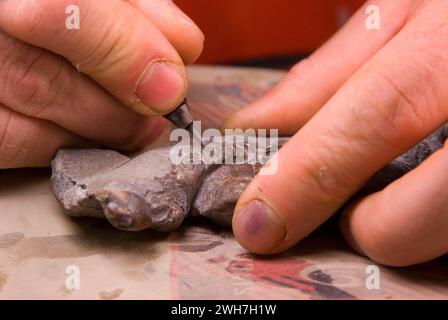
[223,0,448,266]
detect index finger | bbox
[232,2,448,254]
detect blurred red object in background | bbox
[176,0,364,64]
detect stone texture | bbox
[51,125,448,232]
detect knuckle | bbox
[288,58,314,84]
[0,110,41,168]
[287,58,328,95]
[182,29,204,64]
[12,0,47,34]
[376,70,433,132]
[15,74,49,115]
[77,20,133,75]
[274,58,317,97]
[5,53,69,117]
[126,0,204,64]
[348,68,437,152]
[289,57,328,82]
[290,58,312,76]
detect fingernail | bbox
[136,61,186,113]
[233,200,286,254]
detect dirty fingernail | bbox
[233,200,286,254]
[136,61,186,114]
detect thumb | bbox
[0,0,191,116]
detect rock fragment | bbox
[51,125,448,232]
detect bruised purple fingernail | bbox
[233,200,286,254]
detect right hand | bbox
[0,0,203,168]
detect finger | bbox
[0,0,188,116]
[340,142,448,266]
[125,0,204,64]
[0,30,166,150]
[232,0,448,254]
[0,104,88,168]
[223,0,421,135]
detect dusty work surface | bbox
[1,66,448,300]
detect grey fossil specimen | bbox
[51,136,281,231]
[51,125,448,232]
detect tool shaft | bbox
[163,100,193,129]
[164,100,204,146]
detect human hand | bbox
[0,0,203,168]
[224,0,448,266]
